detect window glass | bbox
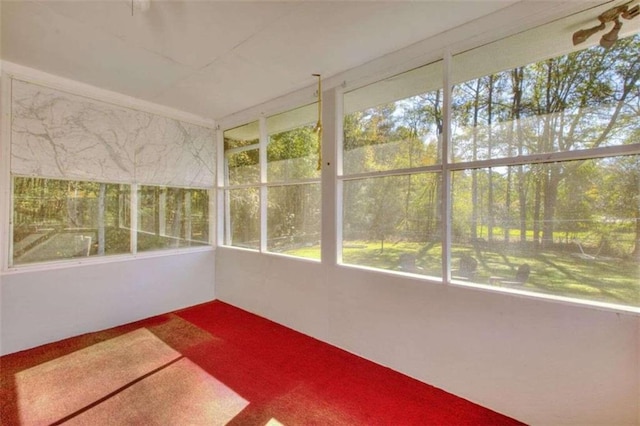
[267,127,319,182]
[137,186,209,252]
[451,156,639,306]
[341,61,444,274]
[224,121,260,185]
[227,148,260,186]
[223,121,262,251]
[267,183,321,259]
[343,61,443,175]
[12,177,131,265]
[267,103,319,183]
[261,104,322,259]
[451,34,640,162]
[342,173,442,276]
[448,24,640,308]
[225,187,260,250]
[224,121,259,150]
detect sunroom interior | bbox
[1,1,639,424]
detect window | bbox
[137,186,210,252]
[449,30,640,307]
[266,105,321,258]
[12,177,130,265]
[337,12,639,308]
[9,79,215,266]
[341,61,444,276]
[223,105,321,259]
[226,187,260,250]
[218,5,638,310]
[223,121,261,250]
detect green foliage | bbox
[13,178,209,264]
[334,33,640,305]
[287,239,638,305]
[267,126,319,182]
[220,34,640,304]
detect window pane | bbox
[451,33,640,162]
[343,61,443,175]
[267,184,321,259]
[225,187,260,250]
[227,148,259,186]
[342,173,442,276]
[224,121,260,185]
[267,104,320,183]
[451,156,640,308]
[137,186,209,252]
[12,177,131,265]
[224,121,259,150]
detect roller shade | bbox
[11,79,215,188]
[135,116,215,188]
[451,2,640,86]
[11,80,135,183]
[344,60,443,115]
[223,103,319,143]
[344,3,640,115]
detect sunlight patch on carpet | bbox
[16,328,180,425]
[65,358,249,425]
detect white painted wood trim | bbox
[259,117,268,253]
[1,74,12,271]
[130,184,138,254]
[441,50,453,283]
[321,88,338,266]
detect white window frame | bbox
[215,8,640,312]
[1,71,216,273]
[7,177,214,270]
[220,110,323,260]
[334,43,640,311]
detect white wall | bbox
[216,247,639,425]
[0,64,217,356]
[213,4,640,423]
[1,251,215,355]
[0,2,637,424]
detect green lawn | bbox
[284,240,639,307]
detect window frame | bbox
[338,59,447,279]
[334,37,640,308]
[7,175,214,270]
[1,80,216,271]
[221,110,323,260]
[219,27,640,313]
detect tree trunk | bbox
[98,183,106,255]
[184,190,192,242]
[153,187,160,236]
[511,68,528,244]
[158,188,167,236]
[504,168,511,242]
[519,166,527,244]
[533,177,542,247]
[171,190,184,247]
[471,80,481,241]
[542,166,561,249]
[487,75,495,242]
[66,182,79,228]
[633,210,640,258]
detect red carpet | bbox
[1,300,524,425]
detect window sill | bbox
[449,278,640,317]
[336,262,640,316]
[217,244,321,264]
[1,245,215,275]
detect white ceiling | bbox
[3,1,526,120]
